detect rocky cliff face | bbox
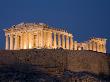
[0,49,109,81]
[0,49,109,75]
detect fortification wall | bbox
[0,49,109,75]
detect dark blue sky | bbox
[0,0,110,52]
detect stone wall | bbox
[0,49,109,75]
[67,51,109,75]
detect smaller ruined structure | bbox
[74,38,106,53]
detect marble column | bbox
[86,42,89,50]
[62,34,65,49]
[41,30,43,48]
[74,41,77,50]
[103,42,106,53]
[89,42,92,50]
[28,32,33,49]
[20,34,23,49]
[43,31,46,48]
[54,32,57,48]
[37,30,43,48]
[100,44,103,52]
[26,32,29,49]
[66,35,69,49]
[70,36,73,50]
[22,33,24,49]
[96,43,99,52]
[103,46,106,53]
[5,35,9,50]
[101,44,104,53]
[23,32,28,49]
[48,31,52,48]
[14,35,18,50]
[47,31,49,48]
[58,33,61,48]
[98,44,101,52]
[36,31,39,48]
[93,42,96,51]
[10,34,14,50]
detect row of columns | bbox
[73,41,106,53]
[5,30,73,50]
[87,41,106,53]
[53,32,73,50]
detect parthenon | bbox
[4,23,107,53]
[4,23,73,50]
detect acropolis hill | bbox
[0,22,109,82]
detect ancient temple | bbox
[4,23,73,50]
[74,38,107,53]
[4,22,107,53]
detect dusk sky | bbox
[0,0,110,53]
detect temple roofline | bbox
[4,22,71,34]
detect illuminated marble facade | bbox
[73,38,106,53]
[4,23,73,50]
[4,23,106,53]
